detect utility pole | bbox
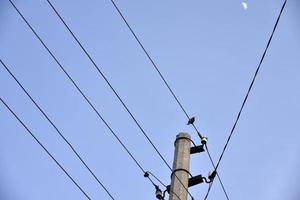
[169,132,191,200]
[155,131,207,200]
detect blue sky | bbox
[0,0,299,199]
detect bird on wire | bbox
[187,117,195,125]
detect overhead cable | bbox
[8,0,156,190]
[0,98,91,200]
[45,0,193,199]
[0,59,115,200]
[215,0,288,171]
[204,0,288,199]
[109,0,229,198]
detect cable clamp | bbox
[170,168,193,179]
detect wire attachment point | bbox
[201,137,208,145]
[155,185,163,199]
[208,170,217,182]
[144,172,149,178]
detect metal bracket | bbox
[166,174,205,192]
[190,145,205,154]
[188,175,204,187]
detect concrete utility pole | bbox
[169,132,191,200]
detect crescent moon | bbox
[241,2,248,10]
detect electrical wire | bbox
[0,59,115,200]
[215,0,287,171]
[109,0,193,131]
[146,171,183,200]
[146,171,167,188]
[109,0,229,198]
[8,0,157,190]
[0,98,91,200]
[205,146,229,200]
[203,0,288,199]
[46,0,169,175]
[44,1,194,199]
[203,182,212,200]
[169,190,184,200]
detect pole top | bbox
[177,132,191,139]
[174,132,192,146]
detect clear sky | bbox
[0,0,299,200]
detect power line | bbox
[109,0,193,129]
[145,171,183,200]
[204,0,288,199]
[8,0,156,190]
[203,183,212,200]
[204,146,230,200]
[109,0,229,198]
[46,0,168,175]
[44,0,194,199]
[0,59,115,200]
[45,0,170,171]
[0,98,91,200]
[146,171,167,188]
[215,0,287,173]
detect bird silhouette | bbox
[187,117,195,125]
